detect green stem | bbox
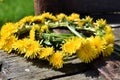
[42,33,74,39]
[67,26,85,38]
[45,20,85,38]
[45,21,68,28]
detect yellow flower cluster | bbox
[0,12,114,68]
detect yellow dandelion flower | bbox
[62,37,81,56]
[41,12,56,22]
[105,25,113,33]
[89,36,106,54]
[24,39,41,59]
[94,19,107,27]
[30,27,35,40]
[30,24,41,41]
[49,51,64,68]
[30,16,42,23]
[67,13,80,21]
[33,24,40,30]
[40,25,48,33]
[15,21,24,28]
[13,40,23,53]
[56,13,67,20]
[78,21,85,27]
[102,33,114,56]
[2,36,17,53]
[15,16,33,28]
[13,39,29,54]
[104,33,115,44]
[102,44,114,56]
[0,23,18,39]
[38,47,54,59]
[19,16,33,24]
[76,39,98,63]
[0,38,5,49]
[83,16,93,23]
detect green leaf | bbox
[44,40,52,46]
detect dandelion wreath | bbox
[0,12,114,68]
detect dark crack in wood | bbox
[0,61,2,72]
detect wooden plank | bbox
[113,27,120,44]
[34,0,120,24]
[62,0,120,13]
[35,0,120,14]
[53,70,106,80]
[0,51,89,80]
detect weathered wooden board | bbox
[0,26,120,80]
[34,0,120,23]
[62,0,120,13]
[0,52,92,80]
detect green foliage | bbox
[0,0,34,27]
